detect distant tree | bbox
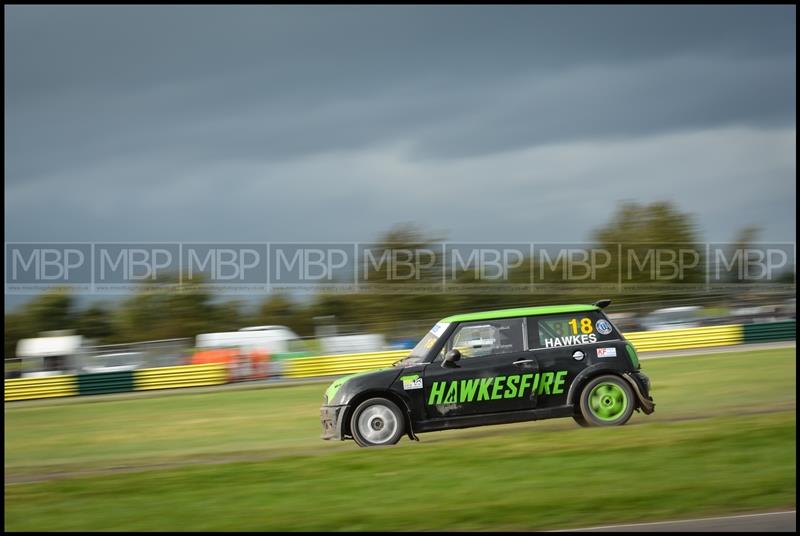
[4,313,29,358]
[109,272,225,342]
[361,222,446,285]
[23,288,75,334]
[716,225,762,286]
[257,293,294,321]
[4,288,76,359]
[592,200,700,246]
[6,206,754,355]
[211,300,248,333]
[255,294,314,336]
[76,304,115,342]
[589,200,705,306]
[731,225,761,248]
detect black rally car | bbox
[320,300,654,447]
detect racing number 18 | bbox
[568,318,593,334]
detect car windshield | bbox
[394,322,450,366]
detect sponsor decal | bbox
[597,347,617,358]
[572,350,585,360]
[543,334,597,347]
[430,322,449,338]
[401,374,423,390]
[427,370,568,405]
[596,319,613,335]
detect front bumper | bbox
[320,405,348,440]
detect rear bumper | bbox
[320,405,348,440]
[624,371,655,415]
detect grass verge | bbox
[5,411,795,531]
[4,347,796,530]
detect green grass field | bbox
[4,348,797,531]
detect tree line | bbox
[4,201,784,357]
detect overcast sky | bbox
[5,6,796,247]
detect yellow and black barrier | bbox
[134,363,227,391]
[624,324,744,352]
[282,350,409,379]
[5,374,79,401]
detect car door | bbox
[422,317,539,419]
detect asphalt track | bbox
[557,510,796,532]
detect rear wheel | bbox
[578,375,635,426]
[350,397,405,447]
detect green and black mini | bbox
[321,300,654,447]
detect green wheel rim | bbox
[588,382,628,421]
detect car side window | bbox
[446,317,524,359]
[529,312,620,349]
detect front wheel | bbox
[350,397,406,447]
[578,375,635,426]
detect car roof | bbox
[440,304,599,323]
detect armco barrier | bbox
[624,324,743,352]
[283,350,409,379]
[77,371,135,396]
[742,320,796,343]
[134,363,227,391]
[4,375,78,401]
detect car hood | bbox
[323,366,403,406]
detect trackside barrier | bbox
[624,325,743,352]
[77,371,135,396]
[4,321,795,401]
[742,321,796,343]
[134,363,228,391]
[282,350,409,379]
[4,375,78,401]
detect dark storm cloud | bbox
[4,5,796,251]
[6,5,793,102]
[6,6,795,175]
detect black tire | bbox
[350,397,406,447]
[578,375,635,427]
[572,414,591,427]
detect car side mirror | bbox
[442,349,461,368]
